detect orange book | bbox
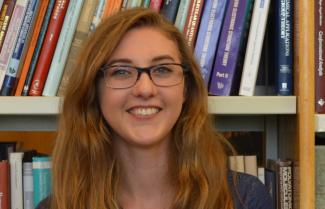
[14,0,50,96]
[102,0,122,18]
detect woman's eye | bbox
[152,66,173,75]
[110,67,133,77]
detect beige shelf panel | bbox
[315,114,325,132]
[0,96,296,115]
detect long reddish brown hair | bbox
[51,8,234,209]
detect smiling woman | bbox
[37,8,272,209]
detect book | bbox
[0,0,17,51]
[57,0,99,96]
[126,0,142,8]
[1,0,40,96]
[142,0,150,8]
[274,0,293,95]
[9,152,24,209]
[315,0,325,113]
[160,0,181,23]
[0,0,29,90]
[257,167,265,184]
[89,0,106,32]
[194,0,228,85]
[14,0,50,96]
[22,150,37,209]
[174,0,192,32]
[42,0,85,96]
[183,0,205,47]
[32,156,52,208]
[265,168,276,209]
[244,155,257,176]
[228,155,244,173]
[0,160,9,209]
[21,0,56,96]
[209,0,254,96]
[316,146,325,209]
[28,0,70,96]
[239,0,271,96]
[102,0,122,18]
[149,0,163,12]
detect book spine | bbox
[23,162,33,209]
[265,168,276,209]
[0,161,9,209]
[0,0,29,91]
[278,163,293,209]
[239,0,271,96]
[102,0,121,18]
[21,0,55,96]
[275,0,293,95]
[28,0,70,96]
[142,0,150,8]
[89,0,105,32]
[149,0,163,11]
[1,0,39,96]
[0,0,17,51]
[126,0,142,8]
[315,0,325,113]
[209,0,252,95]
[9,152,24,209]
[194,0,228,85]
[174,0,192,32]
[42,0,84,96]
[57,0,99,96]
[160,0,181,23]
[32,156,52,209]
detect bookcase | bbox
[0,1,317,209]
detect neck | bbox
[114,139,175,209]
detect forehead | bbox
[108,27,181,64]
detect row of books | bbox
[0,142,52,209]
[229,155,294,209]
[0,0,294,97]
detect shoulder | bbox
[35,196,51,209]
[227,171,274,209]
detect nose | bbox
[131,72,158,98]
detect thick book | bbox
[209,0,254,96]
[194,0,228,86]
[1,0,40,96]
[14,0,50,96]
[22,150,37,209]
[239,0,271,96]
[315,0,325,113]
[183,0,205,47]
[174,0,192,32]
[9,152,24,209]
[149,0,163,12]
[0,160,9,209]
[0,0,29,90]
[57,0,99,96]
[21,0,55,96]
[102,0,122,17]
[32,156,52,208]
[274,0,293,95]
[316,146,325,209]
[28,0,70,96]
[160,0,181,23]
[42,0,85,96]
[0,0,17,51]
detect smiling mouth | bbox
[127,107,162,116]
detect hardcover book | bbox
[209,0,254,95]
[0,160,9,209]
[174,0,192,32]
[160,0,181,23]
[194,0,228,85]
[0,0,17,51]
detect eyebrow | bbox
[107,55,176,66]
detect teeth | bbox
[131,107,160,116]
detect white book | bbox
[42,0,85,96]
[23,162,33,209]
[229,155,245,173]
[0,0,29,89]
[257,167,265,184]
[244,155,257,176]
[9,152,24,209]
[127,0,142,8]
[239,0,271,96]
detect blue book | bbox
[274,0,293,95]
[208,0,254,95]
[0,0,39,96]
[194,0,228,86]
[21,0,55,96]
[32,156,52,208]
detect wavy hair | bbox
[51,8,234,209]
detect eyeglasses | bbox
[99,63,188,89]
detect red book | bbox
[149,0,163,12]
[315,0,325,113]
[0,161,9,209]
[183,0,204,47]
[28,0,69,96]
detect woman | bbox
[39,8,272,209]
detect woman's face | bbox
[98,27,185,149]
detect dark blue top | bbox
[36,171,273,209]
